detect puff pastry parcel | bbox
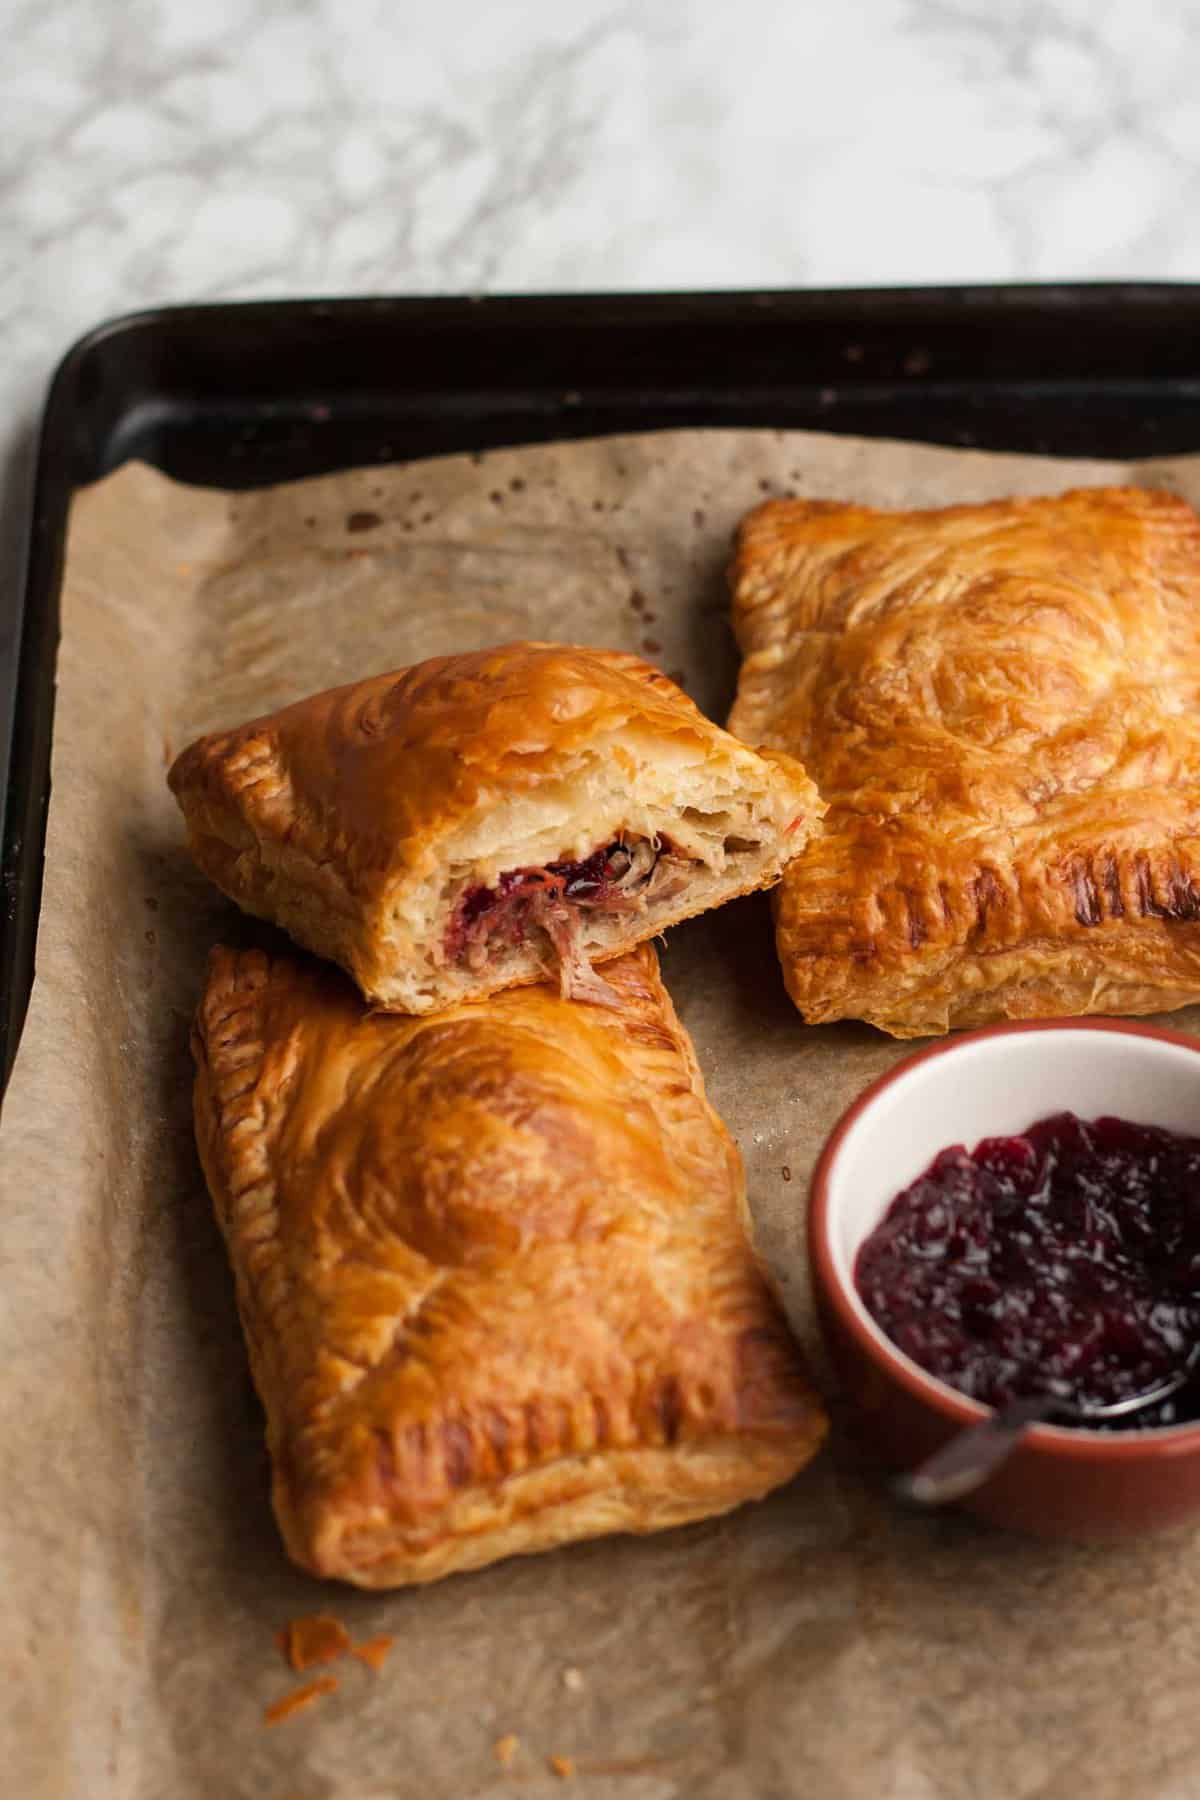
[729,485,1200,1036]
[191,942,827,1588]
[169,643,820,1014]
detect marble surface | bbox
[5,0,1200,438]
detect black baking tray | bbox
[8,282,1200,1096]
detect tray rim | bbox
[38,275,1200,362]
[8,277,1200,1100]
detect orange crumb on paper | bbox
[493,1734,519,1766]
[548,1754,575,1779]
[263,1675,338,1726]
[349,1634,395,1672]
[276,1614,352,1671]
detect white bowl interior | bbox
[826,1028,1200,1386]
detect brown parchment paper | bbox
[8,428,1200,1800]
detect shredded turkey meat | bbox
[443,836,689,1005]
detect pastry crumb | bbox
[493,1733,520,1766]
[349,1634,394,1672]
[561,1666,585,1692]
[263,1675,338,1726]
[277,1614,351,1671]
[548,1754,575,1778]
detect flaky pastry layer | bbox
[169,642,821,1013]
[728,485,1200,1036]
[191,943,827,1587]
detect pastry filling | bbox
[444,835,691,1004]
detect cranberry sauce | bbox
[855,1112,1200,1427]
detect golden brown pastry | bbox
[191,942,827,1588]
[168,642,820,1014]
[729,485,1200,1036]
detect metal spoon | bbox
[894,1345,1200,1508]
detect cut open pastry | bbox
[190,942,828,1588]
[729,485,1200,1037]
[169,642,821,1013]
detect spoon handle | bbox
[892,1394,1057,1507]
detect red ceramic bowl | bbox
[809,1018,1200,1540]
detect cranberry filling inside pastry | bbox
[443,834,692,1003]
